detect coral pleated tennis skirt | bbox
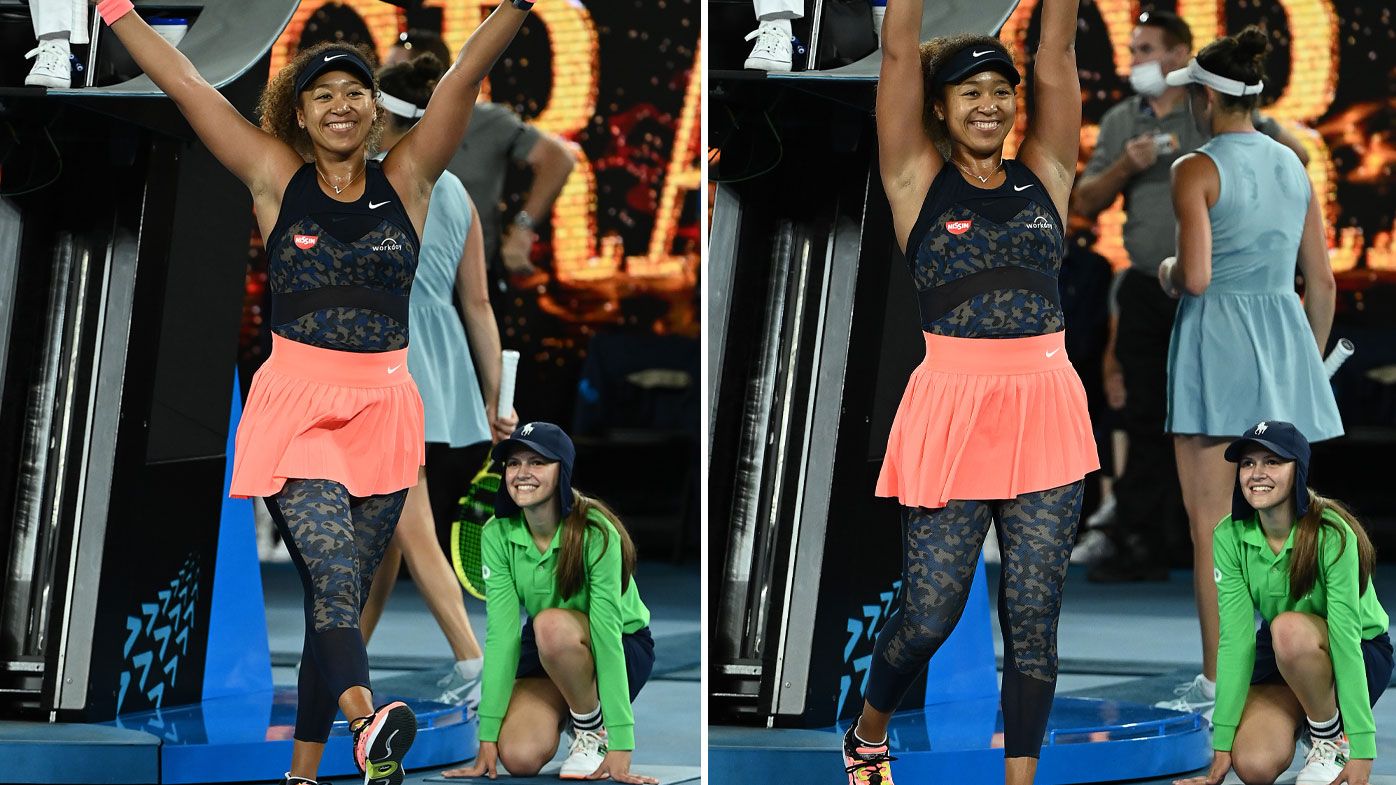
[875,331,1099,509]
[230,335,426,499]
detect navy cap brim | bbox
[1224,437,1299,463]
[295,49,376,95]
[495,437,563,464]
[936,48,1021,87]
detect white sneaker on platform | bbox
[560,728,608,780]
[1069,527,1113,565]
[25,39,71,88]
[744,22,792,72]
[1154,673,1216,717]
[1295,734,1349,785]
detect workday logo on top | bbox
[372,233,404,253]
[1024,215,1053,230]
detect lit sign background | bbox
[241,0,700,425]
[1001,0,1395,273]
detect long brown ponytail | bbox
[556,491,638,600]
[1288,491,1376,600]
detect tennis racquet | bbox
[451,449,500,600]
[451,350,520,599]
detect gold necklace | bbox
[955,159,1004,184]
[315,161,364,195]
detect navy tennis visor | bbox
[295,48,376,94]
[934,45,1020,88]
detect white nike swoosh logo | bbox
[972,50,993,57]
[324,54,349,62]
[1014,184,1033,191]
[1045,349,1060,358]
[369,200,391,209]
[387,364,402,373]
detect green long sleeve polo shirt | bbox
[1212,508,1389,758]
[477,508,651,750]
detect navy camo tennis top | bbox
[904,159,1066,337]
[264,160,420,352]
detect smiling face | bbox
[296,71,377,156]
[1237,448,1297,516]
[503,448,561,512]
[936,70,1016,157]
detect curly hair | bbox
[917,34,1017,158]
[257,41,387,157]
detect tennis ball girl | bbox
[1177,421,1391,785]
[444,422,657,784]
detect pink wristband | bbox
[97,0,135,25]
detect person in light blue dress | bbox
[358,53,519,709]
[1155,26,1342,708]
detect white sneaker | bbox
[1153,673,1216,716]
[434,663,482,713]
[25,39,71,88]
[1085,494,1117,529]
[744,22,792,72]
[559,728,608,780]
[1069,527,1114,565]
[1295,734,1349,785]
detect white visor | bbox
[1164,58,1264,96]
[378,91,426,119]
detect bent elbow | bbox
[1182,275,1210,297]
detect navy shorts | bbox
[517,618,655,701]
[1251,618,1394,706]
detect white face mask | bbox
[1129,61,1167,98]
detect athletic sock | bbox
[854,728,888,747]
[1308,710,1342,742]
[454,657,483,681]
[1199,676,1216,700]
[570,703,604,733]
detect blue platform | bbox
[709,555,1211,785]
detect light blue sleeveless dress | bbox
[1165,132,1343,441]
[407,171,491,447]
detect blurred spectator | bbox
[1070,10,1307,583]
[387,30,578,290]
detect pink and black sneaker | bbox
[350,701,417,785]
[842,723,897,785]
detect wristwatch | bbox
[512,211,536,232]
[511,0,534,10]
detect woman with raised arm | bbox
[843,1,1089,784]
[1156,28,1343,712]
[93,1,532,783]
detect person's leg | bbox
[360,539,402,643]
[1174,435,1234,682]
[531,608,599,713]
[25,0,75,87]
[1095,270,1179,581]
[995,481,1084,785]
[857,501,994,742]
[267,479,380,779]
[394,469,484,662]
[495,678,570,776]
[745,0,803,71]
[1229,683,1306,785]
[1270,612,1337,720]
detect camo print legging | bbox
[266,478,407,743]
[864,481,1083,758]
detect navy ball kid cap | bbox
[934,44,1021,88]
[1224,420,1311,521]
[493,421,577,519]
[295,47,377,95]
